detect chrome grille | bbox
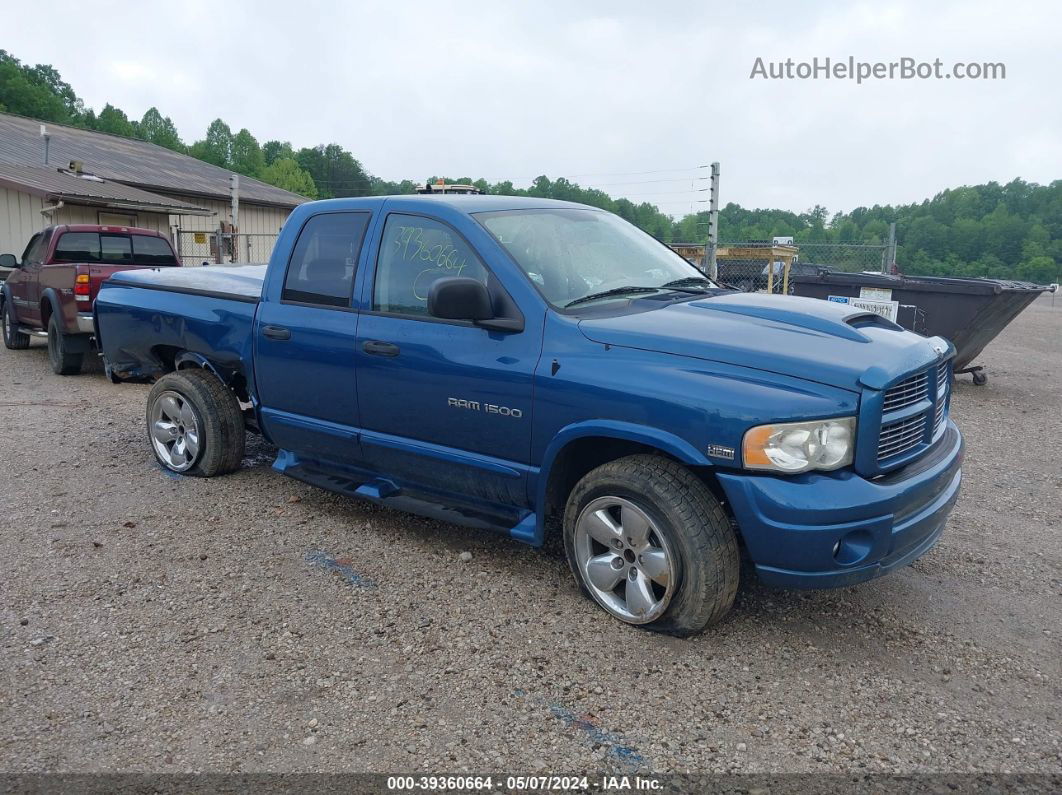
[933,364,950,433]
[882,371,929,412]
[878,413,928,460]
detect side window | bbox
[20,233,43,264]
[282,212,370,307]
[373,214,488,316]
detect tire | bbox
[563,454,740,637]
[146,368,245,477]
[1,298,30,350]
[47,315,84,375]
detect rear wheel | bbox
[47,316,84,375]
[146,369,245,477]
[563,454,740,636]
[2,299,30,350]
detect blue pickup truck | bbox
[95,195,963,635]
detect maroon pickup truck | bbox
[0,225,181,374]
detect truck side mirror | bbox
[0,254,18,268]
[428,277,494,322]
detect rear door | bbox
[253,211,373,466]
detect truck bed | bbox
[95,264,266,384]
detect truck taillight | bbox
[75,267,90,301]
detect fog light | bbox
[833,529,874,566]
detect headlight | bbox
[742,417,856,474]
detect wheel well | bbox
[542,437,725,531]
[151,345,250,403]
[40,298,53,325]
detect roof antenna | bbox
[40,124,50,165]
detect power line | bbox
[574,177,709,188]
[612,190,709,198]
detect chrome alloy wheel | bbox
[573,496,677,624]
[150,390,201,472]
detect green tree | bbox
[0,50,80,123]
[139,107,183,150]
[263,140,295,166]
[259,157,318,198]
[231,128,265,176]
[190,119,235,168]
[296,144,370,198]
[93,104,137,137]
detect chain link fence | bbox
[174,230,278,266]
[674,241,890,294]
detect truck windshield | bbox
[477,208,716,308]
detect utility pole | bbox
[229,173,240,264]
[706,162,720,279]
[886,222,897,274]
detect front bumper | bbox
[717,421,963,589]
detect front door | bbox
[355,212,539,510]
[254,211,371,466]
[9,230,49,327]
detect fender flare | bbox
[174,350,227,381]
[39,287,64,328]
[531,419,713,545]
[40,287,93,353]
[172,351,248,398]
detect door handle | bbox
[262,324,291,340]
[362,340,400,357]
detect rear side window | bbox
[21,232,45,264]
[132,235,178,266]
[282,212,370,307]
[373,214,489,316]
[53,232,101,262]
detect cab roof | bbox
[300,194,599,215]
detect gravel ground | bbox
[1,295,1059,776]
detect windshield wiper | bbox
[564,286,662,308]
[662,276,718,290]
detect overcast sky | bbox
[6,1,1060,216]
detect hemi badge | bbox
[708,444,735,460]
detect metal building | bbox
[0,112,307,264]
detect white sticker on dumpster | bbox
[849,297,899,322]
[859,286,893,301]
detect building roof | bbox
[0,164,212,215]
[0,112,307,209]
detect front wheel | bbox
[146,369,245,477]
[2,299,30,350]
[47,316,84,375]
[563,455,740,636]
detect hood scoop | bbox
[686,294,899,343]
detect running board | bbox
[354,478,400,500]
[21,328,47,338]
[273,450,531,535]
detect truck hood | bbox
[578,293,950,392]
